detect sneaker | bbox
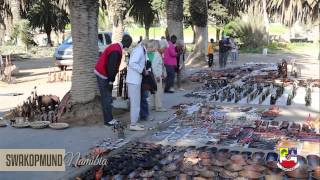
[129,125,145,131]
[178,88,185,91]
[156,108,167,112]
[107,119,119,125]
[136,123,145,127]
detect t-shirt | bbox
[230,39,238,52]
[147,52,155,63]
[208,43,214,54]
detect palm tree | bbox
[0,0,26,44]
[166,0,184,40]
[106,0,128,42]
[9,0,22,23]
[187,0,208,65]
[68,0,99,102]
[0,0,8,43]
[128,0,158,39]
[27,0,70,46]
[55,0,100,123]
[267,0,319,26]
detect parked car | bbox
[54,32,112,70]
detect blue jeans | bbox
[231,52,238,62]
[96,76,113,125]
[140,90,149,120]
[219,52,228,68]
[165,65,175,91]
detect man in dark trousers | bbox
[94,34,132,127]
[218,36,230,68]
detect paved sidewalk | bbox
[0,87,194,180]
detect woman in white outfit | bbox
[126,41,148,131]
[148,40,167,112]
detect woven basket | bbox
[30,121,50,129]
[12,122,30,128]
[49,123,69,130]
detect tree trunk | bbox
[112,16,124,43]
[145,26,150,40]
[10,0,21,23]
[0,19,4,45]
[166,0,184,40]
[187,0,208,65]
[45,28,52,46]
[192,25,196,44]
[10,0,22,45]
[64,0,100,124]
[262,0,269,44]
[216,28,220,41]
[109,0,126,43]
[187,25,208,65]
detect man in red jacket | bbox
[94,34,132,126]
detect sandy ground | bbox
[0,50,319,180]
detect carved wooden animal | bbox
[37,95,60,112]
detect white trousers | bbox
[127,83,141,125]
[153,77,163,109]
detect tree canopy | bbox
[27,0,70,46]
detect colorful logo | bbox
[277,147,299,171]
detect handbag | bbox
[141,61,157,94]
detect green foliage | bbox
[10,20,35,49]
[65,23,71,30]
[223,20,238,37]
[27,0,70,45]
[128,0,158,30]
[269,23,289,35]
[98,7,108,31]
[224,10,267,48]
[189,0,208,27]
[208,0,230,27]
[10,23,20,42]
[20,20,33,46]
[267,0,319,26]
[239,42,320,54]
[151,0,165,16]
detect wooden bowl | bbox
[243,164,266,172]
[239,170,264,179]
[286,165,309,179]
[225,163,244,172]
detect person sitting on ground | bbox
[164,35,178,93]
[94,34,132,127]
[207,38,214,67]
